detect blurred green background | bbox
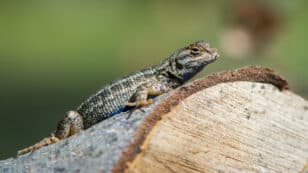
[0,0,307,159]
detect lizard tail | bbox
[17,136,60,155]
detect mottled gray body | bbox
[78,67,159,128]
[18,40,219,155]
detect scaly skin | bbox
[18,40,219,155]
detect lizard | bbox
[17,40,219,155]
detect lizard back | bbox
[77,67,157,128]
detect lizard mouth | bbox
[194,40,220,60]
[211,50,220,60]
[202,47,220,63]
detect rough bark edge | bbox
[111,65,289,173]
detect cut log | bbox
[0,66,307,173]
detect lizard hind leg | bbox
[55,110,84,139]
[17,111,84,155]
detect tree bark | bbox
[1,66,307,173]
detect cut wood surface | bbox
[126,82,308,173]
[0,66,307,173]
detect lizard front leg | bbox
[18,111,84,155]
[126,81,171,107]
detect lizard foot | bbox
[17,111,84,155]
[126,99,153,108]
[17,136,59,155]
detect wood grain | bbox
[127,82,308,173]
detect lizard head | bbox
[167,40,219,82]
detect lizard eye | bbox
[191,47,200,55]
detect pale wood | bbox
[127,82,308,173]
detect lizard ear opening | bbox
[175,59,184,70]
